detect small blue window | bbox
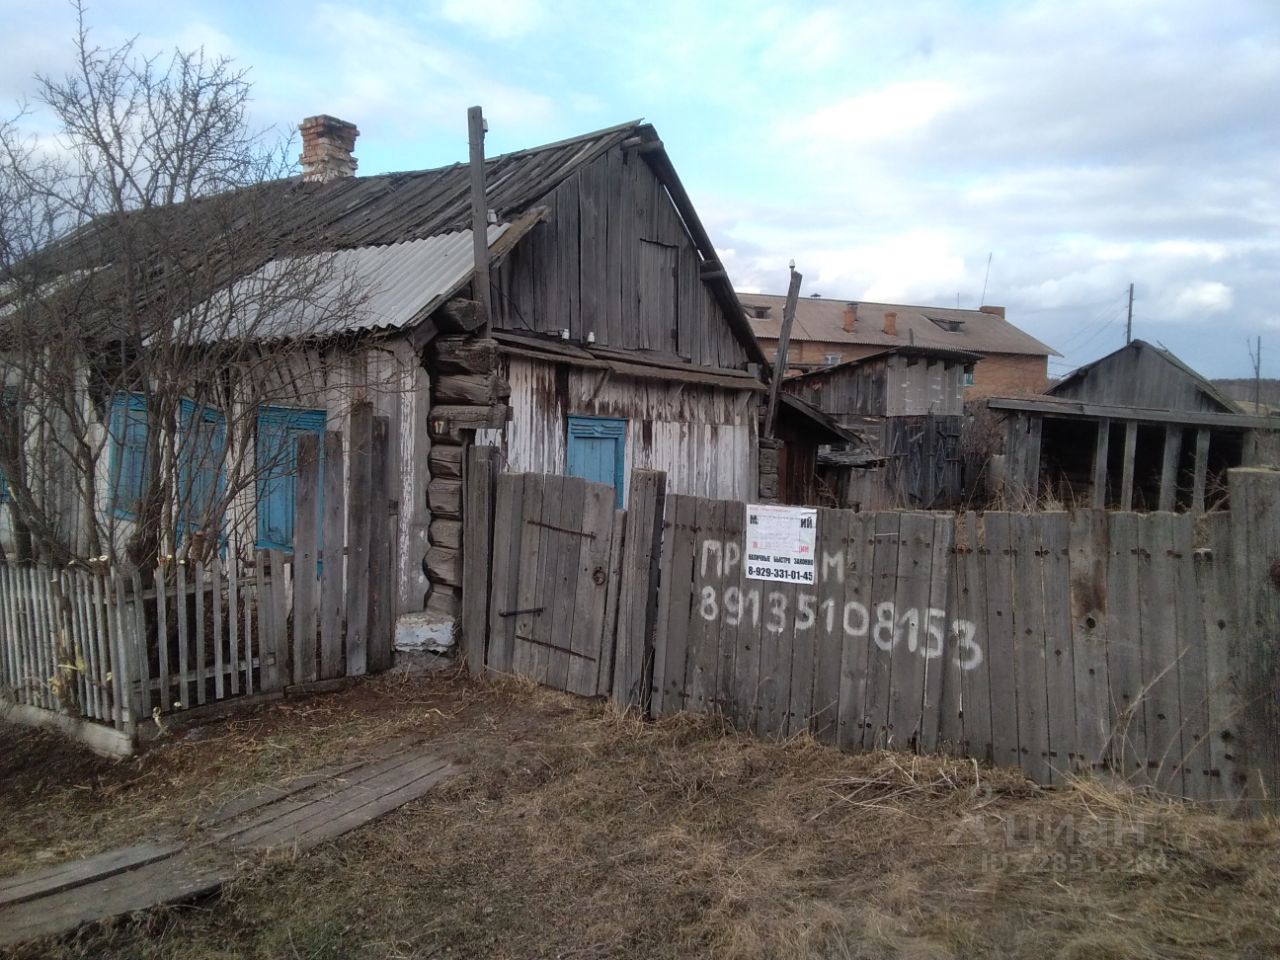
[109,392,151,520]
[178,399,227,534]
[566,416,627,508]
[255,406,326,551]
[963,371,975,388]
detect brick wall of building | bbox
[760,338,1049,397]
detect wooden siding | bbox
[477,356,756,502]
[490,147,749,370]
[786,355,966,422]
[1052,342,1230,412]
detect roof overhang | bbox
[987,395,1280,431]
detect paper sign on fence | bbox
[744,504,817,583]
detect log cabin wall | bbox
[488,146,750,371]
[476,355,758,502]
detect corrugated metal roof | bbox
[741,295,1059,358]
[196,224,509,340]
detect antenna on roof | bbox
[980,252,992,307]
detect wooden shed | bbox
[990,339,1280,511]
[783,345,979,509]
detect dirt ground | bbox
[1,671,1278,960]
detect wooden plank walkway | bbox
[0,743,459,947]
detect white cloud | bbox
[438,0,545,39]
[1169,281,1234,318]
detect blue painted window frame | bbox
[566,415,627,508]
[108,392,151,520]
[255,405,326,552]
[178,398,227,536]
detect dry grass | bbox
[2,672,1278,959]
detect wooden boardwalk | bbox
[0,743,458,947]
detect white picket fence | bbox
[0,555,292,736]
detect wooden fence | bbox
[464,459,1280,809]
[0,410,397,749]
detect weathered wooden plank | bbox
[510,474,547,682]
[0,841,184,908]
[886,512,933,751]
[715,500,749,725]
[656,495,697,717]
[1040,512,1076,785]
[567,480,615,696]
[292,434,321,685]
[428,443,464,480]
[345,402,373,676]
[982,513,1020,771]
[613,470,666,710]
[1138,513,1185,795]
[784,516,819,737]
[952,513,991,760]
[319,431,345,681]
[153,566,171,709]
[918,514,954,754]
[597,509,627,697]
[837,512,874,752]
[1170,513,1211,801]
[367,417,394,674]
[128,569,150,718]
[1092,419,1110,508]
[461,445,498,677]
[1158,426,1181,512]
[485,473,525,676]
[226,553,241,697]
[808,509,843,744]
[1191,428,1211,513]
[1198,511,1243,807]
[1068,509,1110,776]
[759,573,797,739]
[862,512,901,750]
[111,574,135,728]
[1105,512,1147,786]
[1119,421,1138,510]
[1012,514,1051,782]
[209,560,224,700]
[254,555,273,692]
[1227,468,1280,810]
[193,562,207,705]
[542,475,585,691]
[684,498,724,716]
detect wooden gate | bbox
[480,472,623,696]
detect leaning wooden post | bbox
[468,105,492,337]
[612,469,667,712]
[1228,467,1280,811]
[763,265,803,439]
[461,445,499,675]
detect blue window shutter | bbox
[178,399,227,536]
[109,392,150,519]
[566,416,626,508]
[255,406,326,552]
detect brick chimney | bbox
[979,305,1006,318]
[842,302,858,332]
[299,115,359,183]
[883,310,898,337]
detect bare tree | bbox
[0,5,368,571]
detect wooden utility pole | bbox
[1125,282,1134,344]
[764,263,803,439]
[468,106,492,337]
[1249,336,1262,413]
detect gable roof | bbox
[740,295,1058,358]
[26,119,763,362]
[1049,339,1238,413]
[783,344,982,387]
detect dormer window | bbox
[927,316,965,333]
[747,305,771,319]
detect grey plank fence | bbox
[0,417,397,745]
[468,465,1280,810]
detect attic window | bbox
[747,305,771,319]
[927,316,965,333]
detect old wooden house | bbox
[3,114,789,660]
[989,339,1280,510]
[782,345,979,509]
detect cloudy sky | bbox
[3,0,1277,377]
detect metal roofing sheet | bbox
[196,224,509,340]
[741,295,1059,358]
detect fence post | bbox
[612,469,667,712]
[293,434,321,684]
[345,402,373,676]
[461,444,498,675]
[367,416,394,674]
[1228,467,1280,810]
